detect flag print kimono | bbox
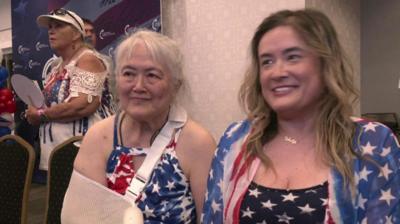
[202,118,400,224]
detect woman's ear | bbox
[72,28,83,42]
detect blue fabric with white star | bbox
[239,181,328,223]
[202,119,400,224]
[137,151,196,224]
[106,139,196,223]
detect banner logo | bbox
[12,63,23,70]
[152,17,161,31]
[28,60,41,69]
[100,0,122,7]
[108,47,115,57]
[18,45,30,55]
[35,42,49,51]
[99,29,115,40]
[124,24,130,35]
[124,24,138,36]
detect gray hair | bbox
[114,30,186,99]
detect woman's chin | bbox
[270,103,297,114]
[124,108,156,120]
[126,110,149,118]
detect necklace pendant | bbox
[284,136,297,144]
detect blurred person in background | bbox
[26,8,114,172]
[82,18,97,49]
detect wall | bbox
[306,0,361,115]
[0,0,12,53]
[3,1,366,137]
[361,0,400,118]
[162,0,305,138]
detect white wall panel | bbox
[0,0,12,50]
[162,0,305,138]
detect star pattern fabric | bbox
[106,115,196,224]
[239,181,327,223]
[202,119,400,224]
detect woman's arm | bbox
[26,53,106,125]
[73,117,114,185]
[176,120,216,223]
[27,94,100,124]
[359,123,400,223]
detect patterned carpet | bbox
[27,183,46,224]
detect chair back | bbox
[44,135,83,224]
[362,113,399,130]
[0,134,35,224]
[362,112,400,139]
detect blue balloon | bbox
[0,80,6,88]
[0,126,11,137]
[0,67,8,81]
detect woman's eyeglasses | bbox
[49,8,83,31]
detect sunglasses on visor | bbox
[49,8,83,31]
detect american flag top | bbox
[202,118,400,224]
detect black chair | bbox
[362,113,400,136]
[0,134,35,224]
[44,136,83,224]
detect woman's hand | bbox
[25,106,41,126]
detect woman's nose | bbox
[48,27,55,34]
[271,60,289,79]
[132,75,146,91]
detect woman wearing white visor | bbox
[26,8,114,171]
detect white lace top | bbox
[46,49,108,103]
[39,49,115,170]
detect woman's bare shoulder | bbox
[76,51,106,73]
[74,115,115,184]
[179,119,216,153]
[75,116,115,163]
[84,115,115,141]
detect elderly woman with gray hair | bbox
[63,30,216,223]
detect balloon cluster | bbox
[0,67,16,136]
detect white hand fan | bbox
[11,74,44,108]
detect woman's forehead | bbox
[126,44,165,67]
[48,19,69,27]
[119,52,164,71]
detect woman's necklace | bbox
[149,112,169,145]
[284,135,298,144]
[119,111,170,147]
[281,130,310,145]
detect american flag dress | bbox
[105,113,196,224]
[202,118,400,224]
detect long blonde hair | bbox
[239,9,359,188]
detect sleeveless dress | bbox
[239,181,328,223]
[39,49,115,170]
[105,113,197,224]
